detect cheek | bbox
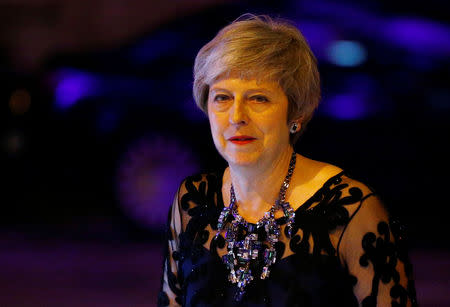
[208,114,225,137]
[257,114,290,144]
[259,115,286,134]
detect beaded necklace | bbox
[215,152,297,301]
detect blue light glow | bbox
[327,40,367,67]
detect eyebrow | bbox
[209,87,229,93]
[210,87,273,95]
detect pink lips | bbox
[228,135,256,145]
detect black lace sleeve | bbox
[158,185,184,306]
[339,195,418,307]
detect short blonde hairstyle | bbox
[193,14,321,144]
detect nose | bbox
[229,98,248,126]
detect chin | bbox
[221,150,262,166]
[213,139,263,166]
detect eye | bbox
[250,95,269,103]
[213,94,231,102]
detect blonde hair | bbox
[193,14,321,143]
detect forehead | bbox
[209,66,279,86]
[210,77,283,93]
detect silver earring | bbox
[290,123,298,134]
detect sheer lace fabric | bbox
[158,170,417,306]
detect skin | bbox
[205,78,413,306]
[207,77,303,220]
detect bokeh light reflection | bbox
[116,135,199,230]
[53,69,99,110]
[9,89,31,115]
[327,40,367,67]
[323,93,370,120]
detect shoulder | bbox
[173,170,224,231]
[340,174,376,200]
[296,155,387,224]
[178,170,223,189]
[294,155,375,204]
[336,177,393,263]
[335,171,384,225]
[177,170,224,202]
[302,161,392,261]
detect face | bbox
[207,77,292,167]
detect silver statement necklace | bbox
[215,151,297,301]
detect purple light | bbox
[323,93,370,120]
[294,1,382,36]
[294,1,450,59]
[383,18,450,56]
[54,69,98,109]
[320,74,379,120]
[116,136,199,230]
[295,21,337,60]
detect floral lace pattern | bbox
[158,170,417,306]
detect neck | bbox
[227,147,295,213]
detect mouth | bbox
[228,136,256,145]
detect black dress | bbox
[158,169,417,306]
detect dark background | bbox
[1,0,449,306]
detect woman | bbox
[158,15,417,306]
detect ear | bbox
[289,116,303,133]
